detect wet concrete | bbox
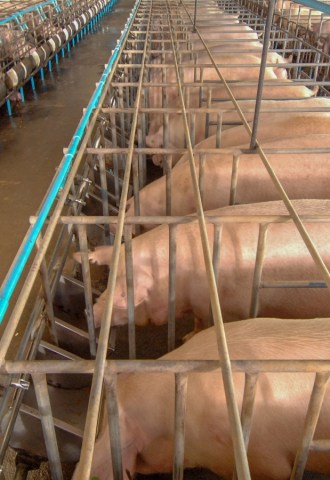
[0,0,135,308]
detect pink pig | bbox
[75,200,330,328]
[73,317,330,480]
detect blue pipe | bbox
[0,0,139,323]
[6,99,12,117]
[19,87,25,103]
[0,1,59,26]
[293,0,330,15]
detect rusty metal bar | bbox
[1,358,330,375]
[36,235,58,346]
[173,373,189,480]
[233,373,259,480]
[168,224,177,352]
[58,214,330,225]
[250,0,277,148]
[32,373,63,480]
[124,225,136,359]
[290,372,330,480]
[249,223,269,318]
[77,224,97,357]
[229,152,241,206]
[104,372,123,480]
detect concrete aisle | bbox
[0,0,135,319]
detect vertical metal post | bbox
[229,153,241,206]
[233,373,258,480]
[208,223,223,327]
[249,223,268,319]
[77,224,97,357]
[290,373,330,480]
[32,373,63,480]
[132,151,141,237]
[19,87,25,103]
[110,111,120,206]
[250,0,276,149]
[165,154,173,215]
[98,153,111,244]
[168,224,177,352]
[173,373,188,480]
[198,153,206,205]
[6,99,12,117]
[104,372,123,480]
[192,0,197,32]
[36,235,58,345]
[124,225,136,359]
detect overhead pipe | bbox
[0,0,139,323]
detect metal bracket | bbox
[10,379,30,390]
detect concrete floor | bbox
[0,0,135,320]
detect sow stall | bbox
[1,0,330,478]
[0,0,117,113]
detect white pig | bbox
[73,317,330,480]
[75,200,330,328]
[146,101,330,166]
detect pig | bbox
[146,54,297,137]
[146,98,330,166]
[74,199,330,328]
[130,134,330,222]
[150,15,244,52]
[73,317,330,480]
[0,27,34,63]
[146,69,317,139]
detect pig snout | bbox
[73,246,113,266]
[145,131,165,167]
[146,132,163,149]
[151,154,164,167]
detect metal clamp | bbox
[10,379,30,390]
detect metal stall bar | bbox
[174,372,189,480]
[2,357,330,375]
[77,224,97,357]
[73,2,149,478]
[290,372,330,480]
[165,3,251,478]
[32,373,63,480]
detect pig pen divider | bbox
[2,0,330,478]
[0,0,119,113]
[1,355,330,479]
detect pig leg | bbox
[90,407,145,480]
[73,245,113,266]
